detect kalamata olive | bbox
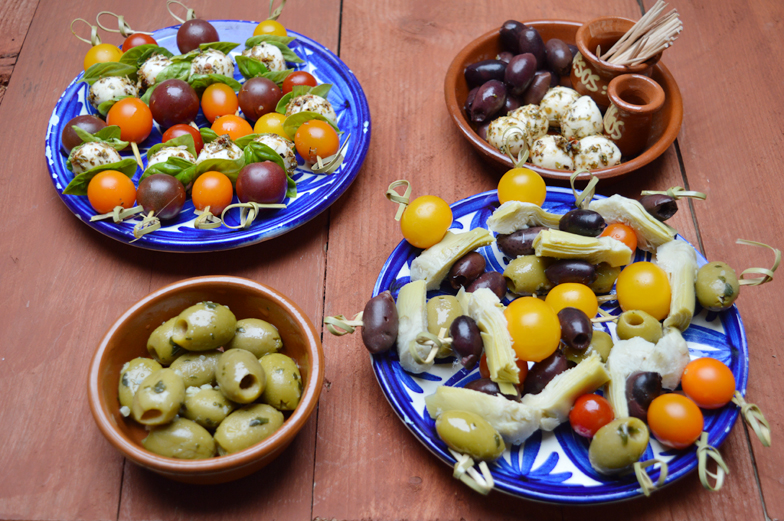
[136,174,186,220]
[149,79,200,129]
[464,86,479,116]
[496,227,545,258]
[504,53,536,96]
[505,95,523,114]
[640,194,678,221]
[499,20,525,54]
[548,70,561,87]
[61,115,107,155]
[521,71,552,106]
[545,38,573,76]
[626,371,663,421]
[545,259,597,286]
[466,271,507,300]
[470,80,507,123]
[360,291,398,354]
[523,350,568,395]
[464,60,507,89]
[448,252,486,289]
[557,307,593,351]
[567,44,578,60]
[558,208,606,237]
[465,378,521,401]
[177,19,219,53]
[518,27,546,69]
[497,51,514,63]
[238,77,283,122]
[450,316,483,369]
[236,161,287,204]
[477,121,491,141]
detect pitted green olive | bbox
[435,410,505,461]
[172,301,237,352]
[564,330,613,364]
[142,417,215,459]
[589,417,649,475]
[119,357,162,408]
[183,387,235,429]
[216,349,266,403]
[259,353,302,411]
[227,318,283,357]
[696,262,740,312]
[147,317,186,365]
[590,263,621,294]
[616,310,663,343]
[503,255,553,295]
[214,404,284,455]
[427,295,463,357]
[131,368,186,425]
[170,350,221,387]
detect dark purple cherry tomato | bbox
[136,174,186,220]
[236,161,287,204]
[149,79,200,128]
[238,77,283,122]
[61,115,107,155]
[177,19,219,53]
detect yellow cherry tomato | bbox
[400,196,453,249]
[545,283,598,317]
[616,262,671,321]
[497,167,546,206]
[647,394,704,449]
[253,20,287,37]
[505,297,561,362]
[254,112,288,138]
[83,43,123,71]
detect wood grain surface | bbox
[0,0,38,105]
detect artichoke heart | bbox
[395,280,430,374]
[410,229,494,290]
[656,240,698,332]
[589,195,676,252]
[533,229,633,267]
[487,201,562,234]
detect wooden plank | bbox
[0,0,39,105]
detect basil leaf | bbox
[93,126,122,141]
[140,84,156,105]
[171,49,200,63]
[183,156,245,186]
[82,62,138,85]
[235,55,269,80]
[97,95,133,117]
[310,84,332,99]
[243,141,296,198]
[146,133,197,161]
[234,133,263,148]
[69,126,128,153]
[140,156,195,182]
[188,74,242,94]
[245,34,297,48]
[155,61,191,83]
[62,157,138,196]
[275,92,295,114]
[199,42,240,54]
[275,84,333,114]
[200,128,219,143]
[119,44,173,68]
[282,111,340,137]
[262,68,293,86]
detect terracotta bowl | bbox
[444,20,683,181]
[87,276,324,484]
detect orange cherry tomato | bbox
[647,394,704,449]
[87,170,136,213]
[615,262,671,321]
[545,283,598,317]
[600,222,638,252]
[505,297,561,362]
[294,120,340,163]
[399,195,453,249]
[191,171,234,215]
[253,19,287,37]
[201,83,239,123]
[83,43,123,71]
[106,98,153,143]
[211,115,253,141]
[123,33,157,51]
[681,358,736,409]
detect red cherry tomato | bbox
[211,115,253,142]
[106,98,153,143]
[162,124,204,155]
[282,71,318,94]
[600,222,638,252]
[681,358,736,409]
[123,33,158,51]
[647,394,704,449]
[201,83,239,123]
[569,394,614,438]
[192,171,234,215]
[87,170,137,213]
[294,120,340,163]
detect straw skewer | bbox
[598,0,682,67]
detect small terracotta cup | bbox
[604,74,666,157]
[571,16,662,110]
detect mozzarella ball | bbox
[190,49,235,78]
[486,116,529,157]
[147,145,196,169]
[70,142,123,174]
[196,135,243,163]
[539,87,581,127]
[508,104,548,147]
[573,135,622,170]
[242,43,286,72]
[138,54,172,90]
[561,96,603,140]
[253,133,297,173]
[285,94,337,125]
[530,135,575,171]
[88,77,139,109]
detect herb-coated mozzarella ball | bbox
[196,134,243,163]
[69,141,123,174]
[88,77,139,109]
[573,135,621,170]
[147,145,196,169]
[508,104,548,147]
[530,135,575,171]
[284,94,337,125]
[138,54,173,90]
[253,133,297,172]
[539,86,581,127]
[242,43,286,72]
[486,116,528,157]
[190,49,235,78]
[561,96,603,140]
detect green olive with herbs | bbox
[427,295,463,357]
[503,255,553,295]
[616,310,663,343]
[216,349,266,403]
[172,301,237,352]
[589,417,650,475]
[131,368,186,425]
[119,357,162,409]
[182,387,235,429]
[564,330,613,364]
[259,353,302,411]
[435,410,505,461]
[227,318,283,357]
[170,350,221,387]
[696,262,740,312]
[590,263,621,294]
[147,317,186,365]
[214,404,284,455]
[142,417,216,459]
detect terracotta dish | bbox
[444,20,683,181]
[87,276,324,484]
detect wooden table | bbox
[1,0,782,519]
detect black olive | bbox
[640,194,678,221]
[524,350,568,395]
[464,378,521,401]
[447,252,486,289]
[361,291,399,354]
[450,316,483,369]
[557,307,593,351]
[626,371,663,421]
[545,259,597,286]
[558,209,606,237]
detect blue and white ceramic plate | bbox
[372,188,748,504]
[45,20,371,252]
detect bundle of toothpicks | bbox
[599,0,682,66]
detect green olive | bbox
[214,404,284,455]
[616,310,663,343]
[259,353,302,411]
[142,417,215,459]
[696,262,740,312]
[131,368,185,426]
[590,263,621,294]
[171,301,237,352]
[118,357,162,409]
[435,410,505,461]
[589,417,650,475]
[216,349,266,403]
[147,317,186,365]
[427,295,463,357]
[227,318,283,357]
[564,330,613,364]
[503,255,553,295]
[170,350,221,387]
[182,387,235,429]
